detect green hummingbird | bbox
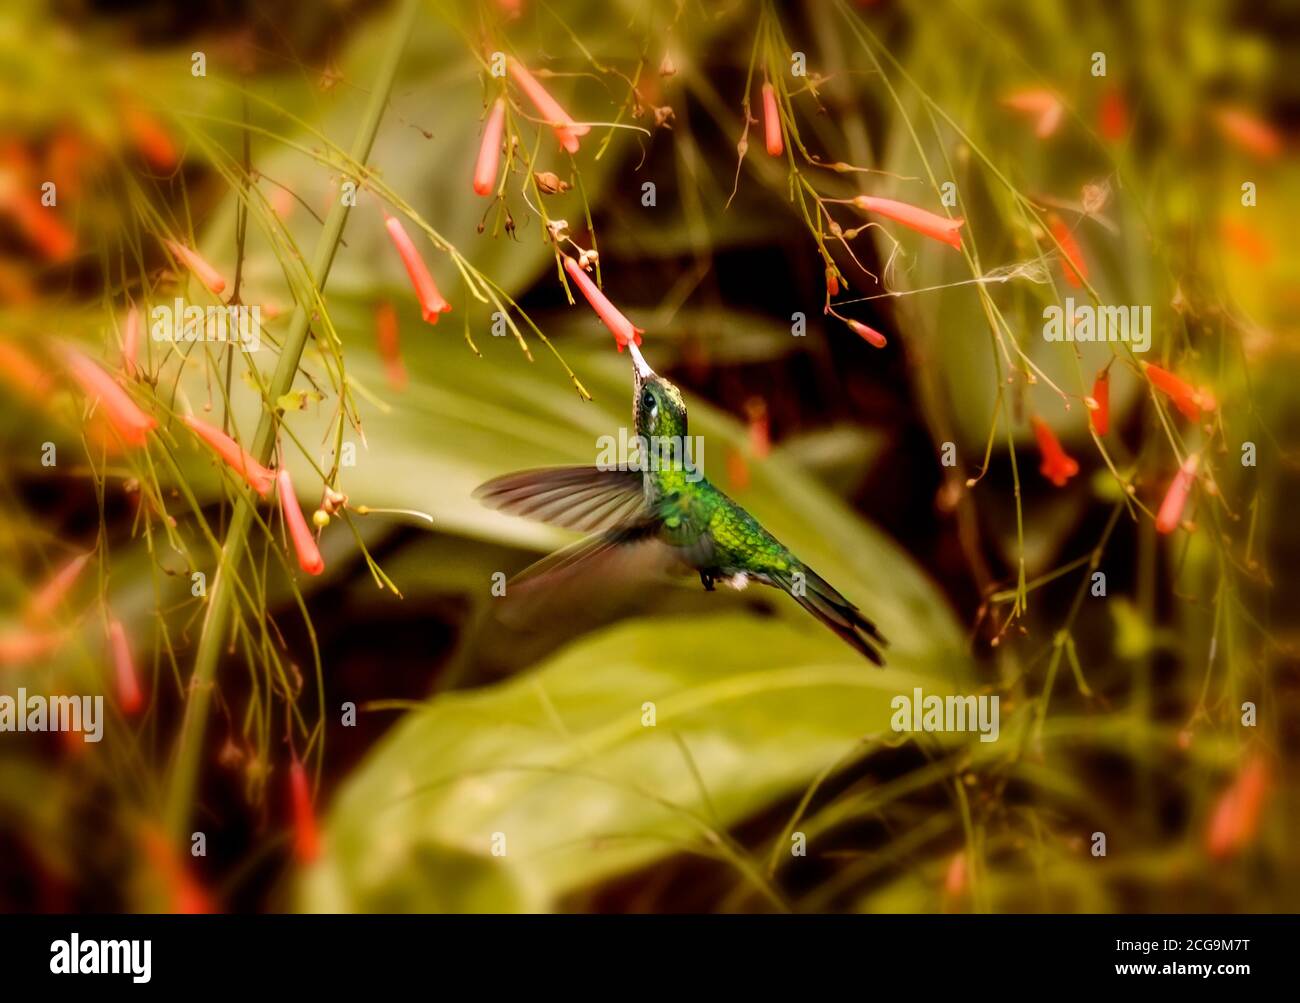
[474,342,886,665]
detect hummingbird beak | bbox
[628,340,655,388]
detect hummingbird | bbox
[474,342,886,665]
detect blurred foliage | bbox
[0,0,1294,915]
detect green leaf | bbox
[298,613,965,912]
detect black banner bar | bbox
[0,913,1289,990]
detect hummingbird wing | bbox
[491,518,690,634]
[473,466,648,532]
[475,466,690,634]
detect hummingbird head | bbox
[629,340,688,441]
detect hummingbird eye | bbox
[640,387,656,412]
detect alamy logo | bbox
[0,690,103,743]
[50,934,151,983]
[596,428,704,483]
[1043,298,1151,353]
[891,687,1000,743]
[151,298,261,352]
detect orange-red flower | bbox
[508,58,589,154]
[164,240,226,296]
[0,628,65,666]
[761,82,783,157]
[853,195,965,250]
[846,318,887,349]
[139,825,214,914]
[1002,88,1063,139]
[1155,453,1198,534]
[61,345,157,447]
[2,188,76,262]
[383,212,452,323]
[1213,107,1281,161]
[109,618,144,715]
[1098,85,1129,143]
[563,256,644,351]
[1141,362,1216,421]
[944,851,967,899]
[0,340,53,405]
[183,414,276,497]
[121,102,179,171]
[0,143,76,261]
[46,126,97,201]
[745,397,770,458]
[1031,415,1079,487]
[726,447,749,491]
[474,97,507,196]
[122,305,141,377]
[1049,215,1088,288]
[1220,218,1274,268]
[289,755,321,863]
[1207,755,1270,858]
[26,552,91,624]
[374,301,407,391]
[1089,368,1110,436]
[277,468,325,575]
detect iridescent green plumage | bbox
[474,343,886,665]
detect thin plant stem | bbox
[163,0,422,841]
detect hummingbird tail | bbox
[773,566,887,667]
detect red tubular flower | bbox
[1,144,75,261]
[1207,755,1270,858]
[6,192,76,262]
[761,83,783,157]
[122,102,179,171]
[109,618,144,715]
[1049,216,1088,288]
[1089,369,1110,436]
[164,239,226,295]
[726,448,749,491]
[277,468,325,575]
[1002,88,1063,138]
[374,301,407,391]
[474,98,507,196]
[139,825,213,913]
[289,755,321,863]
[944,851,967,899]
[383,213,452,323]
[1155,454,1198,534]
[1141,362,1216,421]
[0,340,53,405]
[508,58,589,154]
[26,552,91,624]
[122,305,141,377]
[853,195,965,250]
[0,628,65,665]
[745,397,770,458]
[1098,85,1129,142]
[825,267,839,297]
[1220,219,1274,267]
[563,256,644,351]
[61,345,157,447]
[1214,107,1281,161]
[183,414,275,497]
[1031,415,1079,487]
[846,318,887,349]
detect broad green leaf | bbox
[299,613,964,912]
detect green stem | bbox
[163,0,421,841]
